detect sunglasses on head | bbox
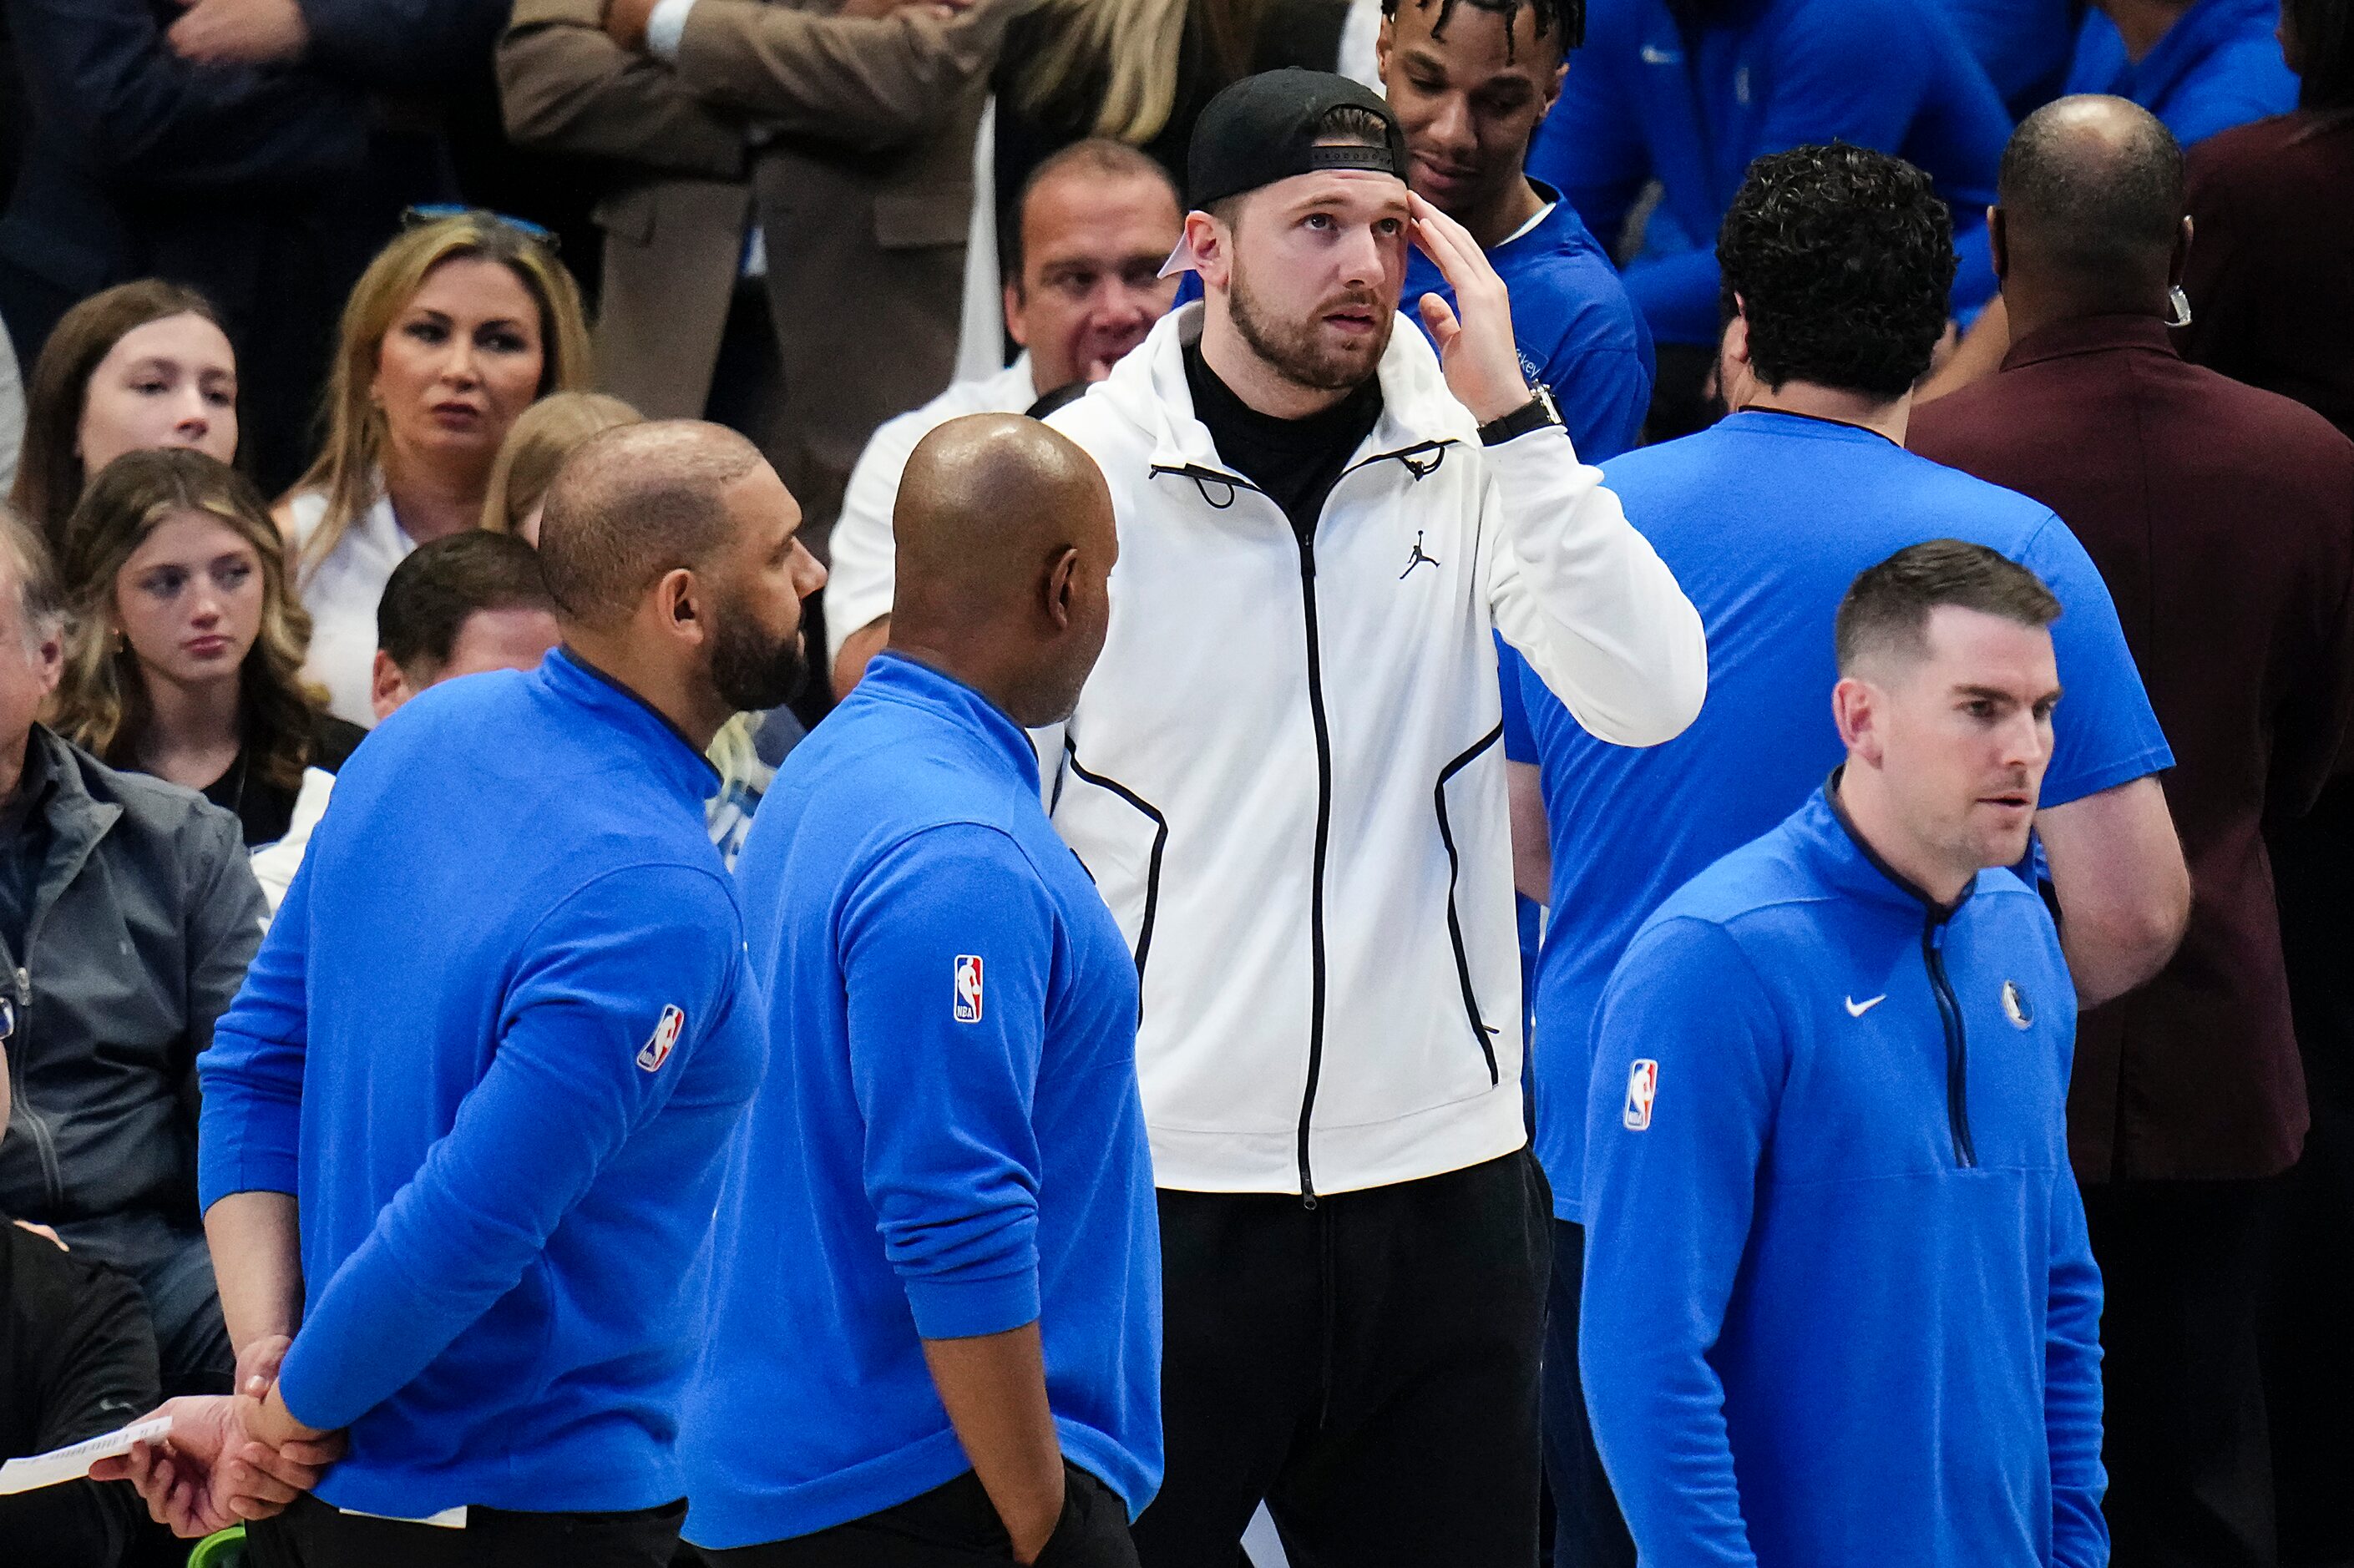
[401,205,560,254]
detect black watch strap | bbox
[1478,385,1565,446]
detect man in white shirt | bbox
[826,139,1182,695]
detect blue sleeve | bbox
[1581,917,1784,1568]
[1497,635,1536,764]
[198,857,313,1206]
[2017,514,2174,805]
[1527,21,1650,252]
[8,0,367,189]
[1547,334,1653,466]
[271,863,745,1432]
[297,0,508,92]
[842,823,1055,1341]
[2046,1161,2109,1568]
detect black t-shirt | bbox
[1182,341,1383,540]
[200,711,367,847]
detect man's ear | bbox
[1004,276,1030,349]
[1185,209,1230,292]
[369,649,415,722]
[33,630,62,700]
[1044,546,1081,632]
[1831,675,1883,764]
[1988,205,2009,284]
[1375,14,1395,83]
[657,566,707,647]
[2171,214,2193,287]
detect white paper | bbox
[0,1415,171,1495]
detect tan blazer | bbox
[499,0,1015,553]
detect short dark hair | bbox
[1378,0,1585,58]
[534,422,764,627]
[1998,97,2183,297]
[1835,540,2063,674]
[1718,144,1956,397]
[377,531,554,675]
[1002,139,1178,283]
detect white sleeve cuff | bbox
[645,0,696,63]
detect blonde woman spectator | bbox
[9,282,239,547]
[51,448,357,850]
[480,390,640,542]
[279,212,590,726]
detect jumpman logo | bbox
[1399,531,1440,579]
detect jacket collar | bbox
[856,652,1041,793]
[2001,311,2180,373]
[1100,301,1480,480]
[11,729,125,941]
[539,647,721,807]
[1806,770,1980,923]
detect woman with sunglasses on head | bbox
[51,447,359,861]
[280,211,591,727]
[9,281,240,548]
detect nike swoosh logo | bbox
[1845,994,1887,1018]
[1641,44,1683,63]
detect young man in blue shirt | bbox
[1379,0,1655,461]
[163,422,823,1565]
[1529,0,2012,433]
[1582,540,2108,1568]
[687,413,1154,1567]
[2065,0,2300,148]
[1502,142,2182,1568]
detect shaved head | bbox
[1998,95,2184,305]
[889,413,1116,725]
[536,420,767,627]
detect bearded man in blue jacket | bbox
[1582,539,2108,1568]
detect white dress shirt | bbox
[286,487,413,729]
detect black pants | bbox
[1131,1151,1552,1568]
[244,1493,683,1567]
[701,1464,1136,1567]
[2083,1179,2279,1568]
[1541,1220,1634,1568]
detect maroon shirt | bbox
[2178,109,2354,440]
[1911,313,2354,1182]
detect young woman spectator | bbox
[50,448,359,852]
[479,390,640,543]
[280,212,590,726]
[8,281,239,547]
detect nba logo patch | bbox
[636,1005,686,1073]
[954,956,985,1024]
[1623,1059,1658,1131]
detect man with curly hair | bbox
[1501,142,2184,1568]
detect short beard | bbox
[1228,254,1391,395]
[709,591,807,713]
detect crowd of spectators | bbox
[0,1,2350,1566]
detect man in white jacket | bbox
[1038,68,1706,1568]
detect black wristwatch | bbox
[1477,383,1565,446]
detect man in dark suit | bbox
[0,0,508,492]
[1910,93,2354,1568]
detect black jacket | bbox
[0,1220,158,1566]
[0,728,265,1233]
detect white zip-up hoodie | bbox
[1044,303,1706,1198]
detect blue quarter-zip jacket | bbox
[2064,0,2298,149]
[197,649,765,1519]
[1529,0,2012,345]
[1582,785,2107,1568]
[1404,183,1654,463]
[682,653,1161,1549]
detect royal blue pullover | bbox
[197,649,764,1519]
[1404,182,1654,463]
[1501,411,2171,1222]
[682,653,1161,1549]
[2064,0,2298,149]
[1528,0,2012,345]
[1582,785,2108,1568]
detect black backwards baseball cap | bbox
[1161,68,1411,277]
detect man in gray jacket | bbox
[0,508,266,1397]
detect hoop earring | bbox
[2166,286,2193,329]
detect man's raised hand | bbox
[1407,190,1535,425]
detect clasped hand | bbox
[90,1335,345,1538]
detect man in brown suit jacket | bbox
[1911,95,2354,1568]
[498,0,1020,574]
